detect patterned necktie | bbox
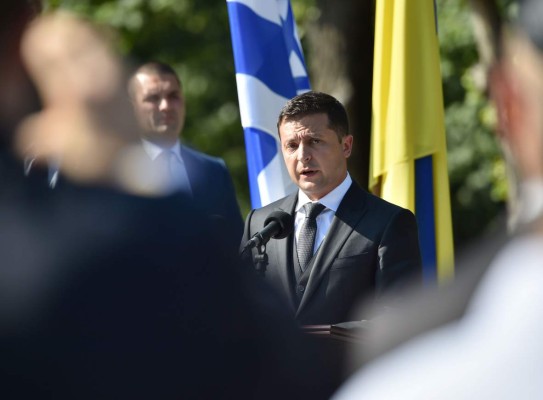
[297,202,326,271]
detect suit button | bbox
[297,285,305,293]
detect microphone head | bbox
[264,210,294,240]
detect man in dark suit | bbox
[129,62,243,239]
[1,8,338,399]
[241,91,422,325]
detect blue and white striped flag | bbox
[227,0,311,208]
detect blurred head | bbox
[129,62,185,146]
[277,91,353,200]
[17,11,151,191]
[21,13,124,107]
[489,0,543,227]
[491,0,543,182]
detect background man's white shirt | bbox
[141,139,192,195]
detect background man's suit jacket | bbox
[241,182,422,325]
[23,144,245,244]
[181,144,243,240]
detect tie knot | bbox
[155,151,176,170]
[303,202,325,219]
[157,150,173,160]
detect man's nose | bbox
[297,143,311,162]
[158,98,169,110]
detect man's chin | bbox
[153,125,171,133]
[143,129,179,144]
[298,182,320,197]
[298,176,319,187]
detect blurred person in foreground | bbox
[333,1,543,398]
[0,5,335,399]
[241,91,422,326]
[129,61,244,241]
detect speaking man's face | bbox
[279,113,352,201]
[132,72,185,145]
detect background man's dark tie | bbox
[297,202,326,271]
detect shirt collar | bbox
[296,173,352,213]
[141,139,183,163]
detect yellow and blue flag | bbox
[370,0,454,282]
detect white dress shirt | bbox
[294,173,352,255]
[141,139,192,195]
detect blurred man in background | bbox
[333,0,543,398]
[129,62,244,240]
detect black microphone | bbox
[242,210,293,252]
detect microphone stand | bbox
[253,243,268,277]
[240,210,293,277]
[240,240,269,277]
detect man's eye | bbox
[286,143,298,150]
[144,95,159,103]
[311,139,321,144]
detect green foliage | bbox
[41,0,514,247]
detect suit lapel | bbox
[179,145,198,195]
[268,194,298,312]
[296,183,368,318]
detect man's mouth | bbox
[158,112,176,122]
[300,169,318,177]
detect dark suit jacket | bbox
[241,182,422,325]
[22,144,244,239]
[0,150,337,399]
[181,144,243,240]
[23,144,244,250]
[344,214,510,373]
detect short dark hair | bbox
[277,91,349,139]
[135,61,179,80]
[128,61,181,98]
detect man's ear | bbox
[342,134,353,158]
